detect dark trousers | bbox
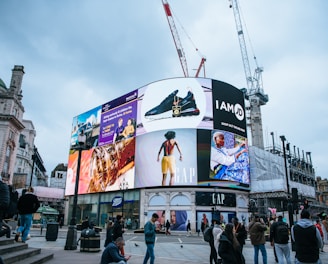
[209,241,218,264]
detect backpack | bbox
[204,226,214,242]
[275,222,289,244]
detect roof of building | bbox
[0,78,7,91]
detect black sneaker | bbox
[145,90,181,118]
[172,91,200,117]
[6,227,10,238]
[14,232,20,242]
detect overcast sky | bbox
[1,0,327,179]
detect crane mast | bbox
[162,0,206,77]
[229,0,268,149]
[162,0,189,77]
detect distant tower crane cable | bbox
[229,0,268,149]
[162,0,206,77]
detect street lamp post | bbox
[29,147,37,187]
[119,178,128,218]
[280,135,293,228]
[65,132,88,250]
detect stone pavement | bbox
[24,227,328,264]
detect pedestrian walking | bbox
[40,217,47,235]
[233,217,247,252]
[315,219,324,252]
[249,215,268,264]
[165,219,171,235]
[218,223,245,264]
[104,220,114,247]
[113,215,125,255]
[270,215,291,264]
[291,209,322,264]
[143,213,159,264]
[212,217,224,264]
[15,186,40,243]
[187,219,191,235]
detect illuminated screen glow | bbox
[65,78,249,196]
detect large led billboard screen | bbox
[65,78,250,195]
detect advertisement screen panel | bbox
[135,129,197,188]
[197,129,250,188]
[98,90,138,146]
[65,137,135,196]
[65,77,249,195]
[212,80,246,137]
[70,106,101,148]
[147,210,192,231]
[136,78,212,136]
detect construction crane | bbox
[162,0,206,77]
[229,0,269,149]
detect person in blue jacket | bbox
[143,213,159,264]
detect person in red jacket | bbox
[315,219,324,252]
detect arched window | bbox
[149,195,165,206]
[170,194,190,206]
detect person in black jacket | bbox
[233,217,247,252]
[0,177,11,238]
[15,186,40,243]
[270,215,291,264]
[112,215,125,255]
[104,220,114,247]
[291,209,322,264]
[218,223,245,264]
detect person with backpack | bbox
[270,215,291,264]
[291,209,322,264]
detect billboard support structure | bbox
[65,134,89,250]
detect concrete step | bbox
[2,247,43,264]
[0,238,54,264]
[13,250,54,264]
[0,242,28,255]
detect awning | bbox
[36,206,59,215]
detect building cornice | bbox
[0,114,25,130]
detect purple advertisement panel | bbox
[136,78,212,136]
[98,90,138,146]
[135,129,197,188]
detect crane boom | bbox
[162,0,189,77]
[229,0,268,103]
[229,0,268,149]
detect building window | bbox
[6,146,11,157]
